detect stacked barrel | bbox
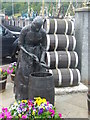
[43,19,81,87]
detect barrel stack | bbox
[43,18,81,87]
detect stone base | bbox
[55,83,88,95]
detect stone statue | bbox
[14,16,47,100]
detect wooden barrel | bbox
[28,72,55,105]
[43,19,74,35]
[46,34,76,51]
[45,51,78,69]
[49,69,80,87]
[88,91,90,115]
[0,76,7,93]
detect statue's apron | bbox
[14,44,45,100]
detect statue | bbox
[14,16,47,100]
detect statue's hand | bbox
[32,55,39,63]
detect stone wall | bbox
[75,7,90,81]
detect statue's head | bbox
[31,16,43,32]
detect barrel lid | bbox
[75,7,90,12]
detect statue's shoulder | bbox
[21,25,31,33]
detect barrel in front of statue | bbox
[28,72,55,105]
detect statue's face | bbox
[31,16,43,32]
[32,22,41,31]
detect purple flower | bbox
[59,113,62,118]
[2,108,8,112]
[49,109,55,118]
[0,113,4,119]
[29,111,31,114]
[5,112,12,118]
[7,69,13,74]
[17,108,22,113]
[2,68,5,72]
[22,115,27,119]
[38,108,43,115]
[45,106,49,111]
[23,103,25,106]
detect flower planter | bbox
[0,97,62,119]
[0,76,7,93]
[11,74,15,83]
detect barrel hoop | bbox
[71,20,74,35]
[54,34,58,51]
[67,51,71,68]
[49,69,53,74]
[87,97,90,102]
[54,19,57,33]
[41,25,43,29]
[46,35,50,51]
[57,69,62,86]
[64,19,68,34]
[74,52,78,68]
[55,51,58,69]
[46,52,50,67]
[0,79,6,83]
[46,19,50,33]
[65,35,69,50]
[72,36,76,51]
[76,69,81,84]
[69,69,73,85]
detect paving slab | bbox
[55,95,88,118]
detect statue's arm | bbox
[20,46,39,62]
[18,26,28,46]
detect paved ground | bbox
[0,75,89,118]
[0,60,89,119]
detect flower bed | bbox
[7,62,17,75]
[0,97,62,119]
[7,62,17,83]
[0,68,8,92]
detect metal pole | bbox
[28,0,30,17]
[42,0,44,17]
[56,0,57,15]
[12,0,14,17]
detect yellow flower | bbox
[32,111,35,115]
[34,97,41,101]
[24,100,27,103]
[42,98,46,103]
[34,97,47,106]
[21,100,27,103]
[19,114,21,118]
[0,68,2,72]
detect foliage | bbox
[2,2,71,16]
[0,97,62,119]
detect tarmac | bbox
[0,61,89,119]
